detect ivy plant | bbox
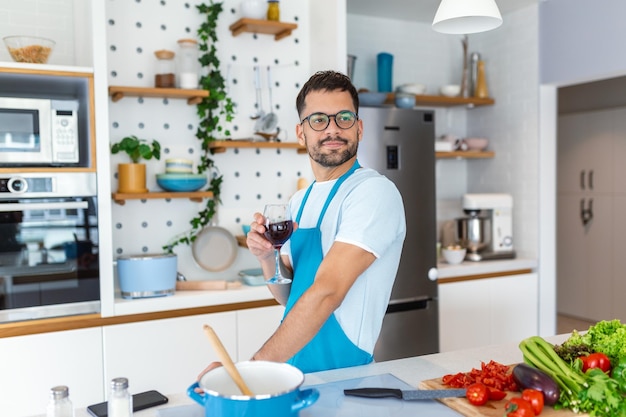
[164,0,235,252]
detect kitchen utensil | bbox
[344,387,467,400]
[176,280,242,290]
[397,83,426,95]
[3,35,55,64]
[465,137,489,151]
[440,84,461,97]
[456,215,491,255]
[116,253,177,299]
[256,66,278,135]
[203,324,254,396]
[165,158,193,174]
[394,93,415,109]
[187,361,319,417]
[240,0,266,19]
[191,221,238,272]
[377,52,393,92]
[250,65,264,120]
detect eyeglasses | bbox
[301,110,358,131]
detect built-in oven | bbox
[0,172,99,322]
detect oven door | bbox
[0,97,53,165]
[0,197,99,322]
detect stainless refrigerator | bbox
[356,107,439,361]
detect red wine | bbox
[264,220,294,248]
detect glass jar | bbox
[177,39,199,89]
[108,377,132,417]
[154,49,176,88]
[46,386,74,417]
[267,0,280,21]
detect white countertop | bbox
[436,257,537,279]
[66,333,567,417]
[109,257,538,317]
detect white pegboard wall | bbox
[106,0,313,280]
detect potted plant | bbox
[111,135,161,193]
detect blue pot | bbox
[116,253,177,299]
[187,361,319,417]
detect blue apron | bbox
[284,160,373,373]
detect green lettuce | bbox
[561,319,626,364]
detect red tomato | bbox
[488,387,507,401]
[505,397,535,417]
[466,382,489,406]
[580,352,611,373]
[521,388,544,415]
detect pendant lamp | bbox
[432,0,502,34]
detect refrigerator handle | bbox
[386,296,433,314]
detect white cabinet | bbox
[0,328,103,417]
[237,305,284,361]
[102,312,237,397]
[438,273,538,352]
[557,107,626,322]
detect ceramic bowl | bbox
[3,35,55,64]
[156,173,207,192]
[358,92,387,107]
[397,83,426,95]
[165,158,193,174]
[395,93,416,109]
[440,84,461,97]
[465,137,489,151]
[442,247,467,265]
[240,0,267,19]
[238,268,265,286]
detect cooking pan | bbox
[192,220,238,272]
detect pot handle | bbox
[187,382,207,406]
[291,388,320,412]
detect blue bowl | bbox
[358,92,387,107]
[156,173,207,192]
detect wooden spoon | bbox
[203,324,254,396]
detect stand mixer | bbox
[456,193,515,261]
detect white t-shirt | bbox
[283,167,406,353]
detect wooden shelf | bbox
[108,86,209,105]
[436,151,495,159]
[209,140,307,154]
[112,191,214,205]
[384,93,494,108]
[229,18,298,41]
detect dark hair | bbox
[296,70,359,117]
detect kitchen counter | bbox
[61,333,568,417]
[437,257,537,281]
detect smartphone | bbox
[87,390,168,417]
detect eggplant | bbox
[512,363,560,406]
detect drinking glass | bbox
[263,204,294,284]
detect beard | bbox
[305,135,359,168]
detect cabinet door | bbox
[236,305,284,361]
[102,312,236,397]
[612,195,626,322]
[558,110,613,194]
[439,273,538,352]
[0,328,103,417]
[557,194,613,321]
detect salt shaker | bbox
[108,377,133,417]
[46,385,74,417]
[177,39,199,89]
[154,50,176,88]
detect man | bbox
[243,70,406,374]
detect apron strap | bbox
[316,161,360,228]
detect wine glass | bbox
[263,204,294,284]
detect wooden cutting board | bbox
[418,377,588,417]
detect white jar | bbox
[46,386,74,417]
[177,39,199,89]
[108,377,132,417]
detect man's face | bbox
[296,90,362,168]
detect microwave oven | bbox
[0,97,79,166]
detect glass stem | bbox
[274,248,281,278]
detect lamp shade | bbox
[432,0,502,34]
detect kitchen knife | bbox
[343,387,466,400]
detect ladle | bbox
[250,65,264,121]
[203,324,254,396]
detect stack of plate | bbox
[157,158,207,192]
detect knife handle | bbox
[344,388,403,399]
